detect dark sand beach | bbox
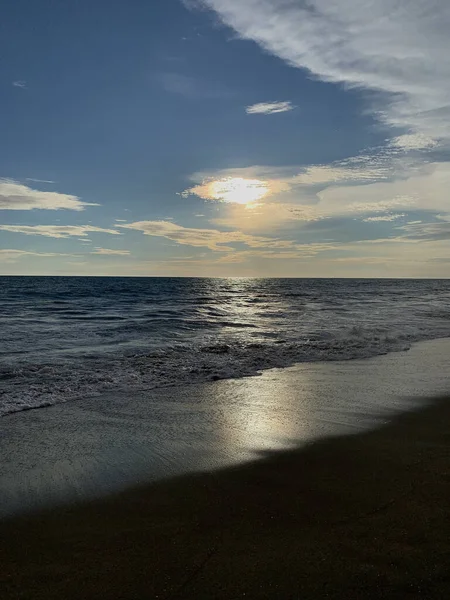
[1,395,449,599]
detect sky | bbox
[1,0,450,277]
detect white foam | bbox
[0,325,446,417]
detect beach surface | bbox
[1,393,449,599]
[1,338,450,599]
[2,338,450,518]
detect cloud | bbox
[182,156,450,244]
[291,159,392,185]
[346,197,416,214]
[318,162,450,218]
[0,179,97,211]
[362,214,406,222]
[193,0,450,146]
[183,177,275,205]
[0,249,71,262]
[25,178,55,184]
[183,147,421,205]
[182,168,291,206]
[211,202,321,235]
[0,225,121,238]
[185,0,450,254]
[398,220,450,241]
[181,156,419,231]
[12,80,26,88]
[214,244,332,263]
[91,248,131,255]
[246,101,294,115]
[389,134,438,151]
[117,220,303,252]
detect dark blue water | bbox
[1,276,450,416]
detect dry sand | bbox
[1,397,449,599]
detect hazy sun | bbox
[208,177,269,205]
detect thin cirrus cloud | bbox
[192,0,450,147]
[398,220,450,241]
[0,225,121,238]
[0,249,71,262]
[181,151,419,226]
[25,178,56,185]
[214,246,331,263]
[12,80,27,88]
[117,220,301,252]
[317,162,450,218]
[91,248,131,255]
[0,179,97,211]
[362,214,406,223]
[246,101,294,115]
[183,141,419,203]
[184,151,450,236]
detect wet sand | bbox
[1,396,449,599]
[2,338,450,518]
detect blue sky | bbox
[1,0,450,277]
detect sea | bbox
[1,276,450,418]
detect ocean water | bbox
[1,276,450,417]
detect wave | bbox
[0,324,442,418]
[2,277,450,418]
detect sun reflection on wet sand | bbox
[213,375,317,453]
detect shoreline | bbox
[3,334,450,423]
[2,337,450,519]
[1,396,449,599]
[4,333,450,420]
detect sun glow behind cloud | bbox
[183,177,270,206]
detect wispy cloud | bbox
[0,225,121,238]
[398,220,450,241]
[246,101,294,115]
[12,80,26,88]
[318,162,450,218]
[117,220,303,252]
[214,245,332,263]
[0,249,71,262]
[193,0,450,147]
[91,248,131,255]
[362,214,406,222]
[389,134,438,152]
[0,179,97,211]
[211,202,321,235]
[25,178,55,184]
[185,157,450,236]
[183,145,419,203]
